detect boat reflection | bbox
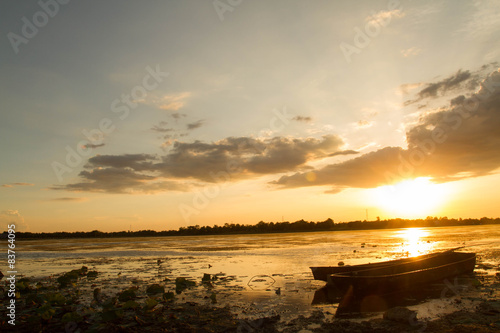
[312,277,474,317]
[311,285,343,305]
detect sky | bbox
[1,0,500,232]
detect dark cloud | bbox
[83,143,105,149]
[157,135,343,181]
[151,125,173,133]
[292,116,312,122]
[328,150,359,157]
[51,167,190,194]
[53,135,345,193]
[84,154,158,171]
[418,70,472,98]
[405,69,477,105]
[274,69,500,192]
[171,113,187,119]
[186,120,205,130]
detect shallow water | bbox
[1,224,499,321]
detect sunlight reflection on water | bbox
[393,227,435,257]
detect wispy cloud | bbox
[292,116,312,123]
[171,113,187,119]
[457,1,500,39]
[151,125,173,133]
[401,47,421,58]
[138,92,191,111]
[355,120,373,129]
[366,9,405,25]
[2,182,34,188]
[47,197,88,202]
[186,120,205,130]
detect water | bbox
[1,224,499,320]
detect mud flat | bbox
[0,259,498,332]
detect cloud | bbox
[52,68,500,196]
[328,150,359,157]
[405,69,476,105]
[139,92,191,111]
[158,135,344,181]
[401,47,421,58]
[273,68,500,192]
[47,197,88,202]
[0,210,28,231]
[273,146,405,190]
[457,1,500,39]
[83,143,105,149]
[51,166,191,194]
[84,154,158,171]
[366,9,405,25]
[292,116,312,122]
[171,113,187,119]
[52,135,346,193]
[2,182,34,188]
[186,120,205,130]
[356,120,373,128]
[151,125,173,133]
[399,83,424,96]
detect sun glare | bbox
[372,177,450,218]
[396,228,434,256]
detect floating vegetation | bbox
[2,267,249,332]
[118,287,137,302]
[56,266,88,288]
[146,283,164,295]
[175,277,196,294]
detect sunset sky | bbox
[1,0,500,232]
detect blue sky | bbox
[1,0,500,232]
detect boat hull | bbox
[327,252,476,296]
[310,251,449,281]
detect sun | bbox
[371,177,451,218]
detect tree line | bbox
[3,217,499,240]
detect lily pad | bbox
[175,277,196,294]
[123,300,140,309]
[146,283,164,295]
[144,298,158,310]
[61,311,83,323]
[163,292,175,301]
[45,292,66,306]
[87,270,99,278]
[118,288,137,302]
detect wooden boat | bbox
[310,250,453,281]
[326,251,476,296]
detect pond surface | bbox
[1,224,499,321]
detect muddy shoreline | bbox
[1,262,498,332]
